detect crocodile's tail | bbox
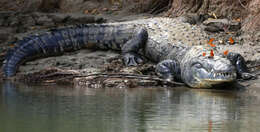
[2,24,134,77]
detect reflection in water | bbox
[0,81,260,132]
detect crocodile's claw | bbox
[123,53,143,66]
[158,73,174,82]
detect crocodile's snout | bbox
[183,53,237,88]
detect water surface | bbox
[0,81,260,132]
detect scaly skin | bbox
[2,17,255,88]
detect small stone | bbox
[256,48,260,53]
[36,15,54,26]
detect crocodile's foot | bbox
[155,59,181,82]
[123,53,143,66]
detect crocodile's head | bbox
[181,46,237,88]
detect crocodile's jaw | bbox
[190,73,236,88]
[184,61,237,88]
[181,46,237,88]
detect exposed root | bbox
[238,0,249,10]
[149,0,173,14]
[74,73,184,88]
[16,67,184,88]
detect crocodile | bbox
[2,16,255,88]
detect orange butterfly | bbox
[208,38,214,44]
[208,38,216,47]
[229,37,234,44]
[209,43,216,47]
[223,50,229,55]
[210,49,214,57]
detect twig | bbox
[73,73,185,86]
[238,0,248,10]
[248,64,260,69]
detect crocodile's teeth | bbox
[227,73,231,77]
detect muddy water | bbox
[0,81,260,132]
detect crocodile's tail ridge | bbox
[3,23,132,78]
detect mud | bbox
[0,0,259,89]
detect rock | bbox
[37,13,106,25]
[22,0,42,13]
[6,15,20,27]
[0,27,15,42]
[59,0,101,13]
[20,15,36,27]
[256,48,260,53]
[0,11,14,26]
[178,13,209,25]
[64,14,106,24]
[0,0,42,13]
[47,13,69,23]
[38,0,60,12]
[35,15,55,26]
[203,18,241,32]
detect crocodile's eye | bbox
[194,63,202,68]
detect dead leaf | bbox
[84,10,89,14]
[91,9,98,14]
[102,8,108,11]
[212,13,217,19]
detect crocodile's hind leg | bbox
[122,28,148,66]
[227,52,257,80]
[155,59,181,82]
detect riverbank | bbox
[0,0,259,89]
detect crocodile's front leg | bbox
[155,59,182,82]
[122,28,148,66]
[227,52,257,80]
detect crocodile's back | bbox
[138,18,209,62]
[143,18,208,47]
